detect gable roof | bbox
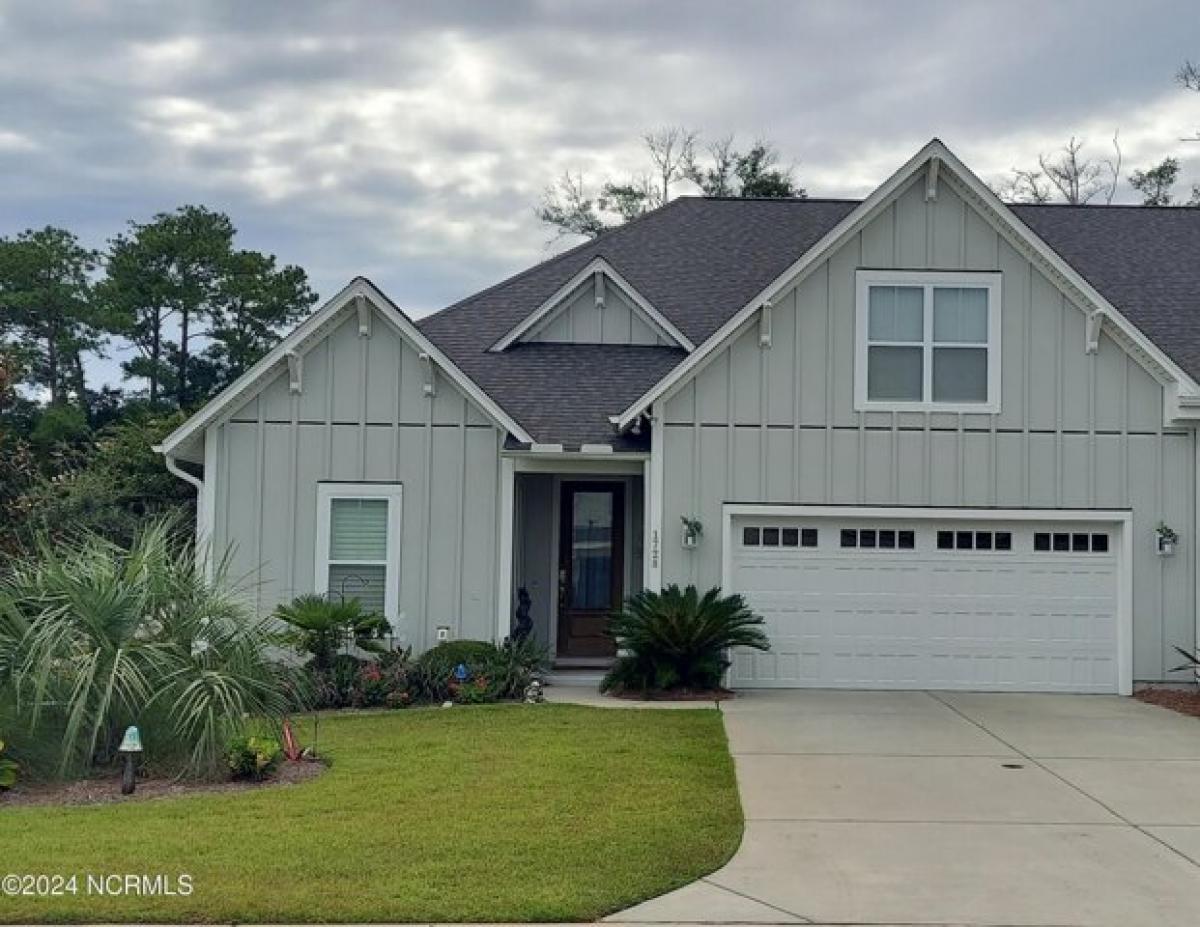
[608,139,1200,429]
[489,256,695,352]
[167,143,1200,459]
[417,196,858,447]
[1011,203,1200,383]
[157,277,534,463]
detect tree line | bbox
[1,205,317,425]
[996,62,1199,206]
[0,206,317,559]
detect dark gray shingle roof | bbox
[419,198,1200,446]
[1011,204,1200,381]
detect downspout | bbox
[162,451,204,496]
[156,445,210,575]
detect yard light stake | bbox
[117,725,143,795]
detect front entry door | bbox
[557,482,624,658]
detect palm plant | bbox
[273,594,391,671]
[0,518,298,779]
[602,584,770,694]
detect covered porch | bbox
[499,454,647,671]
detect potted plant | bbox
[680,515,703,549]
[1156,522,1179,557]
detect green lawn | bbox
[0,704,741,923]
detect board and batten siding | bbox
[210,306,504,650]
[526,275,675,346]
[659,175,1196,682]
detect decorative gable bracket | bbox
[925,156,940,202]
[759,300,773,348]
[419,352,436,397]
[355,295,372,337]
[286,350,303,395]
[1085,310,1104,355]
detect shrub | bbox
[0,518,299,779]
[416,639,498,671]
[489,637,550,699]
[602,585,770,695]
[0,738,18,790]
[226,735,283,781]
[349,650,411,708]
[275,594,391,672]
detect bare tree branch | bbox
[642,126,697,207]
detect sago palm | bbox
[602,584,770,694]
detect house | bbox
[158,139,1200,695]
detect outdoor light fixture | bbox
[118,725,143,795]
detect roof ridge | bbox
[418,196,697,327]
[1012,202,1200,212]
[679,194,864,204]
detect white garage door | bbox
[728,514,1123,693]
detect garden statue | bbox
[512,587,533,641]
[524,680,545,704]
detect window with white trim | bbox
[315,483,402,620]
[855,270,1001,412]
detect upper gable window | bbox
[854,270,1001,413]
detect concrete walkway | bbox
[609,690,1200,927]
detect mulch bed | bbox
[610,687,735,702]
[0,758,326,808]
[1136,687,1200,719]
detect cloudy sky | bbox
[2,1,1198,387]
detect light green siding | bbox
[213,305,503,650]
[527,275,674,346]
[659,176,1196,683]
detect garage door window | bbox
[1034,531,1109,553]
[839,528,915,550]
[743,526,818,548]
[855,270,1001,413]
[937,530,1012,551]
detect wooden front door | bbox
[557,481,624,658]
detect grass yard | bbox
[0,703,741,923]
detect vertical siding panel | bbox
[1162,434,1194,677]
[895,179,927,268]
[259,423,294,612]
[293,426,326,603]
[797,267,828,426]
[1129,435,1163,679]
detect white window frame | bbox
[854,269,1002,413]
[314,482,403,622]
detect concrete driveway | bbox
[611,691,1200,927]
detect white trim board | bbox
[489,256,695,352]
[719,503,1134,696]
[158,277,534,463]
[612,138,1200,432]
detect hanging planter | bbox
[1156,522,1179,557]
[680,516,703,550]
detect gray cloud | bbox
[0,0,1197,388]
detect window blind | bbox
[329,498,389,561]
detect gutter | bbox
[157,446,205,495]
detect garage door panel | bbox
[730,516,1121,693]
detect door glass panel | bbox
[570,491,614,610]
